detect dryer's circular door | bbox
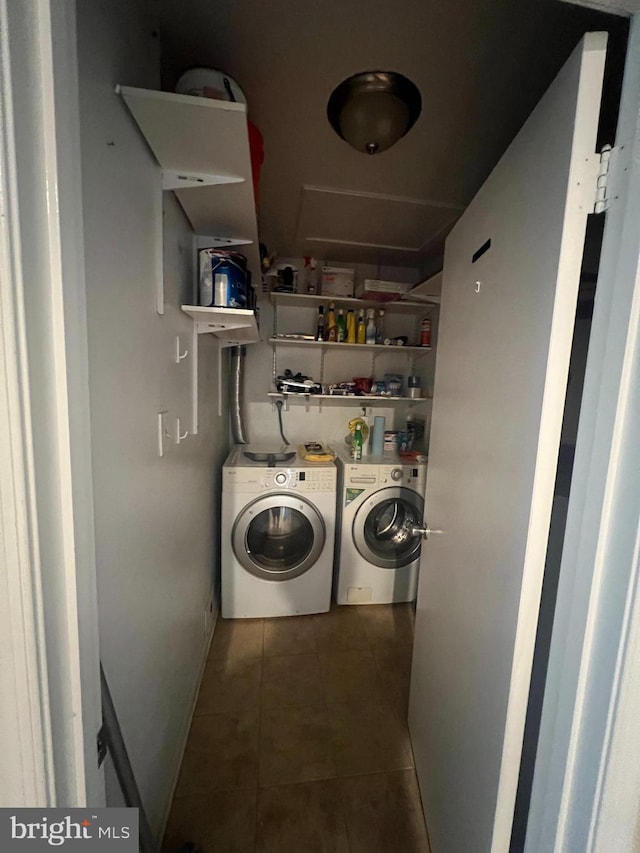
[353,487,424,569]
[232,493,326,581]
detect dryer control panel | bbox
[266,468,336,493]
[224,466,336,493]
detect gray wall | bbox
[77,0,228,836]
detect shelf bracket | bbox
[162,170,244,191]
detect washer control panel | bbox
[379,463,427,489]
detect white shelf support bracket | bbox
[162,170,244,190]
[155,175,164,315]
[157,411,169,457]
[217,344,223,418]
[192,325,199,433]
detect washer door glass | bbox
[354,487,424,569]
[233,494,325,581]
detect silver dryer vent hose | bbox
[229,345,249,445]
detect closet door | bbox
[408,33,607,853]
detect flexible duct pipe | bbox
[229,345,249,444]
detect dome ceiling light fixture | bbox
[327,70,422,155]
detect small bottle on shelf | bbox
[325,302,337,342]
[366,309,376,344]
[316,305,325,341]
[346,309,356,343]
[376,308,385,344]
[336,308,346,343]
[356,309,366,344]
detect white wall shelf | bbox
[182,305,259,344]
[268,392,428,406]
[268,337,431,355]
[404,270,443,304]
[116,85,261,282]
[270,291,438,315]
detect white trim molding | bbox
[0,0,103,807]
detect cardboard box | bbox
[321,266,355,297]
[355,279,413,301]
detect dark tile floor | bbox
[163,603,431,853]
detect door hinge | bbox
[593,144,627,214]
[97,724,108,768]
[576,144,624,215]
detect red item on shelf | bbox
[248,121,264,207]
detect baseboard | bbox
[156,604,219,846]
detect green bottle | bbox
[353,422,363,461]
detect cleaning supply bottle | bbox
[356,309,366,344]
[376,308,385,344]
[366,308,376,344]
[346,308,356,343]
[316,305,325,341]
[336,308,346,343]
[325,302,337,342]
[353,422,364,461]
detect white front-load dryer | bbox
[222,446,337,618]
[335,453,427,605]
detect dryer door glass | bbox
[247,507,312,571]
[233,494,326,581]
[354,487,424,569]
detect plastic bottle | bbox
[353,422,364,461]
[325,302,337,342]
[366,309,376,344]
[376,308,385,344]
[346,309,356,343]
[336,308,346,343]
[356,309,366,344]
[304,256,317,294]
[316,305,325,341]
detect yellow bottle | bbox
[325,302,337,342]
[356,309,366,344]
[346,309,356,343]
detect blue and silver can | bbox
[199,249,247,308]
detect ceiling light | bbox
[327,71,422,155]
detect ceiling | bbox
[159,0,626,274]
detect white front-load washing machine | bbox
[335,452,427,605]
[221,446,337,618]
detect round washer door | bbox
[353,487,424,569]
[232,493,326,581]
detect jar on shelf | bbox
[420,318,432,347]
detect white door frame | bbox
[525,13,640,853]
[0,0,103,807]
